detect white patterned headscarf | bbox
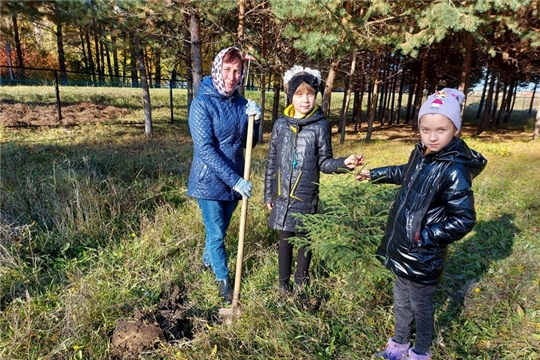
[211,47,244,97]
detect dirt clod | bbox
[110,320,164,360]
[109,285,193,359]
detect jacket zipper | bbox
[283,123,299,227]
[386,155,425,257]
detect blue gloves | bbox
[233,178,253,198]
[245,100,262,122]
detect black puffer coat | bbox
[371,138,487,285]
[264,106,347,232]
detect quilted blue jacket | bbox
[187,76,259,201]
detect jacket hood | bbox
[283,105,326,127]
[420,138,487,179]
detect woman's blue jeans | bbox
[197,198,238,281]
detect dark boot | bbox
[294,276,309,293]
[218,278,232,304]
[279,279,292,294]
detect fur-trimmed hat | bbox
[283,65,322,103]
[418,88,465,130]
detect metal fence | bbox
[0,66,189,124]
[0,66,188,88]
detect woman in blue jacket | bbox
[187,47,260,304]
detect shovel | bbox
[218,114,255,321]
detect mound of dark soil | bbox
[109,285,193,360]
[0,101,130,127]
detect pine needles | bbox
[292,177,396,277]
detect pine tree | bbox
[290,178,397,280]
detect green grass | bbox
[1,87,539,359]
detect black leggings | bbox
[278,231,311,284]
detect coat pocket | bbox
[406,208,424,251]
[289,171,304,201]
[271,170,281,199]
[197,165,209,183]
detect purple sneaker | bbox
[402,348,432,360]
[374,338,411,360]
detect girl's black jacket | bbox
[264,106,347,232]
[370,138,487,285]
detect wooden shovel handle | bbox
[231,114,255,309]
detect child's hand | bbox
[266,203,273,210]
[356,169,371,181]
[344,153,364,169]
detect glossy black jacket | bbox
[371,138,487,285]
[264,106,347,232]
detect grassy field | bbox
[1,87,539,359]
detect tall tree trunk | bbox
[155,49,162,88]
[122,44,127,81]
[54,2,67,82]
[355,89,365,131]
[459,31,474,114]
[457,31,473,133]
[354,59,365,131]
[529,82,537,114]
[112,35,120,78]
[504,79,517,123]
[412,51,428,131]
[480,70,496,133]
[79,30,88,72]
[379,54,390,123]
[494,79,505,127]
[93,30,102,80]
[322,61,339,116]
[476,69,490,119]
[533,99,540,140]
[396,66,405,124]
[182,15,194,110]
[190,7,203,96]
[144,47,152,87]
[105,41,113,79]
[99,32,106,81]
[85,31,95,81]
[339,52,356,143]
[491,77,501,125]
[130,42,138,87]
[12,15,25,80]
[237,0,246,44]
[389,63,398,124]
[366,54,381,141]
[135,34,153,139]
[272,75,281,125]
[353,90,360,131]
[258,1,268,142]
[405,70,416,124]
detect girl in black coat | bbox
[264,65,363,292]
[357,89,487,360]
